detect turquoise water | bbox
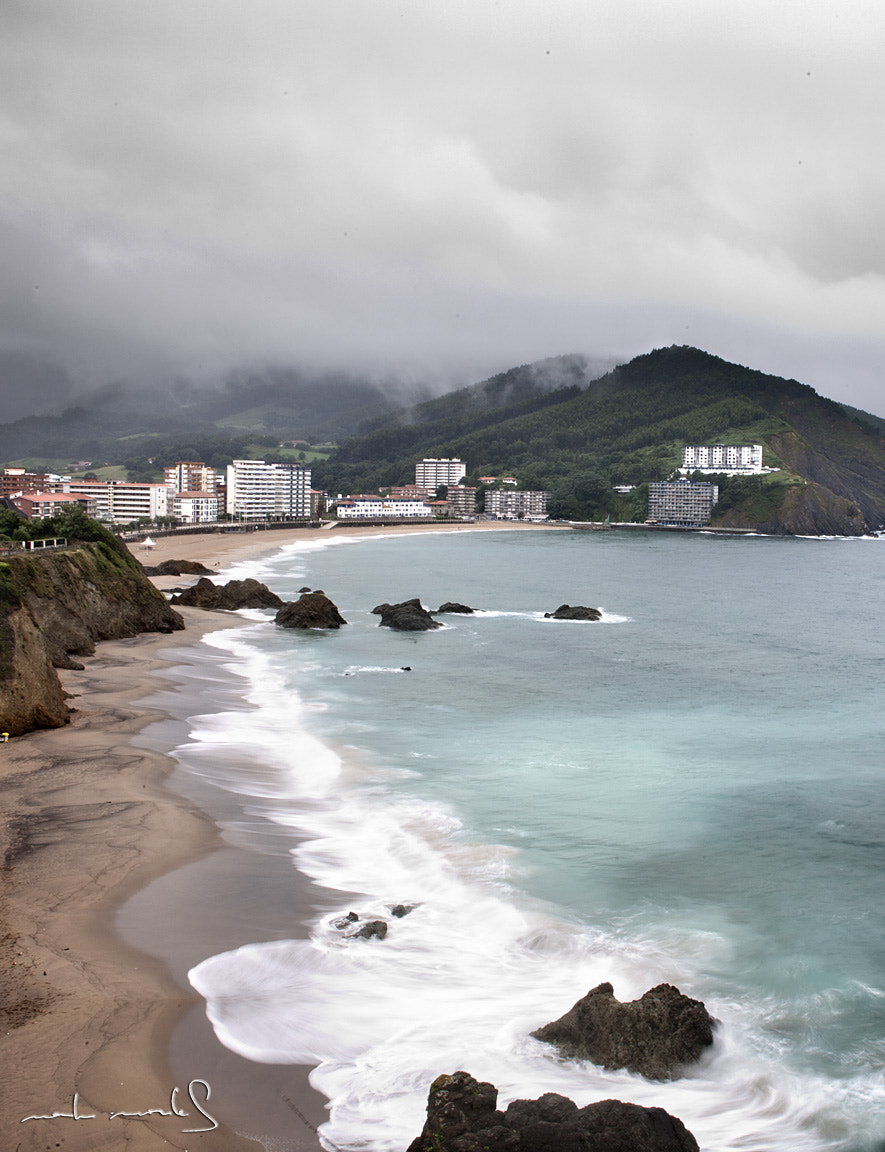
[182,529,885,1152]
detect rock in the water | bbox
[406,1071,699,1152]
[333,911,360,929]
[275,592,347,629]
[371,599,442,630]
[141,559,216,576]
[434,602,475,614]
[543,604,602,621]
[389,904,416,918]
[350,919,388,940]
[170,577,284,610]
[531,982,715,1081]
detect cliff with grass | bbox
[0,541,183,737]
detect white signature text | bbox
[21,1079,218,1133]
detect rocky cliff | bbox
[0,543,183,737]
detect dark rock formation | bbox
[275,591,347,629]
[371,599,442,631]
[406,1071,699,1152]
[390,903,415,918]
[351,919,388,940]
[333,912,360,929]
[0,543,184,736]
[170,577,284,610]
[141,559,216,576]
[434,602,475,614]
[531,983,715,1081]
[544,604,602,621]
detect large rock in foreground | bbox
[406,1071,699,1152]
[531,983,715,1081]
[371,599,442,630]
[544,604,602,621]
[275,592,347,629]
[170,577,284,610]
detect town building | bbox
[445,485,477,518]
[61,479,112,520]
[11,491,95,519]
[225,459,311,520]
[335,496,432,519]
[172,490,219,524]
[415,458,466,490]
[390,485,433,501]
[164,461,219,494]
[681,444,763,474]
[0,468,60,498]
[104,482,170,523]
[648,480,719,526]
[484,489,551,520]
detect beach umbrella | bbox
[142,536,156,550]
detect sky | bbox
[2,0,884,417]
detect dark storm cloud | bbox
[1,0,883,414]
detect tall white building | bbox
[415,458,466,489]
[681,444,763,474]
[226,460,311,520]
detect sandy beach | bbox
[0,519,562,1152]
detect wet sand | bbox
[0,519,564,1151]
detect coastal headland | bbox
[0,519,560,1152]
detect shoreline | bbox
[1,519,557,1151]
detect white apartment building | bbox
[415,458,466,489]
[164,461,219,494]
[226,460,311,520]
[681,444,763,474]
[59,479,169,523]
[335,496,432,519]
[172,490,219,524]
[484,489,551,520]
[106,482,170,523]
[62,479,111,520]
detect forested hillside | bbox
[315,346,885,534]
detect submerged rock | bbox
[544,604,602,621]
[531,982,715,1081]
[170,577,284,610]
[371,599,442,631]
[406,1071,699,1152]
[275,592,347,629]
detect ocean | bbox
[127,527,885,1152]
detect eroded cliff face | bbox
[0,543,183,737]
[714,479,870,536]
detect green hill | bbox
[317,346,885,535]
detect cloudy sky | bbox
[2,0,884,414]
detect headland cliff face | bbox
[0,543,183,737]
